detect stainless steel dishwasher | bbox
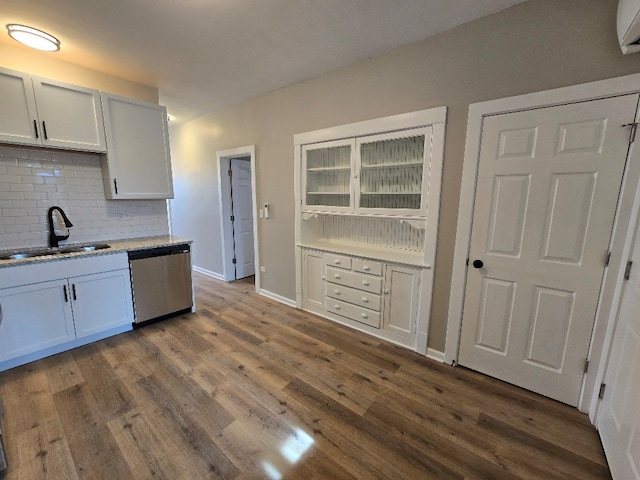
[128,244,193,327]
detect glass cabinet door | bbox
[302,139,354,212]
[356,127,430,215]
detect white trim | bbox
[446,73,640,415]
[193,265,225,281]
[426,347,445,363]
[590,107,640,422]
[294,106,447,145]
[216,145,260,292]
[259,288,297,308]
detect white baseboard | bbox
[259,288,297,307]
[193,266,225,281]
[426,347,445,363]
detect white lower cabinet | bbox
[302,249,325,312]
[65,269,133,338]
[382,264,419,340]
[0,280,75,362]
[302,248,421,347]
[0,254,134,370]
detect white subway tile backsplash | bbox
[0,145,169,249]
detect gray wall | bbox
[168,0,640,352]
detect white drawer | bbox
[325,253,352,270]
[353,258,383,276]
[326,283,381,311]
[327,298,381,328]
[326,267,382,294]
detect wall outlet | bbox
[260,266,266,273]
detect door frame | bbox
[217,145,260,290]
[446,73,640,418]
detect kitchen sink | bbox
[0,249,57,260]
[0,243,111,261]
[59,244,111,253]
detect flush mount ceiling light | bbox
[7,24,60,51]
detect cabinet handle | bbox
[63,285,69,302]
[361,313,368,319]
[334,305,340,310]
[364,266,370,271]
[362,280,370,286]
[334,274,340,279]
[0,303,3,326]
[42,121,48,140]
[334,289,340,295]
[33,119,39,139]
[72,284,77,301]
[384,289,389,295]
[362,297,368,303]
[114,179,119,195]
[321,276,326,280]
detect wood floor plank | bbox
[53,383,134,479]
[0,272,612,479]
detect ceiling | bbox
[1,0,528,124]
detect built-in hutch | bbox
[295,108,446,354]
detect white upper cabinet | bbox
[300,126,432,217]
[32,76,106,151]
[0,68,40,146]
[302,138,355,213]
[0,67,106,152]
[101,93,174,199]
[356,127,430,216]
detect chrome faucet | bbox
[47,206,73,248]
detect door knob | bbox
[472,259,484,269]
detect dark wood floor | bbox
[0,272,610,479]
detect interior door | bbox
[458,94,639,406]
[230,158,255,279]
[598,210,640,480]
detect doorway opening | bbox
[217,146,259,291]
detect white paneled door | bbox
[230,158,255,279]
[458,94,639,406]
[598,211,640,480]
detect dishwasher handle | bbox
[128,244,190,261]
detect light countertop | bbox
[0,235,192,270]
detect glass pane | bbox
[306,145,351,208]
[359,135,424,210]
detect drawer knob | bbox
[334,259,340,264]
[384,289,389,294]
[334,305,340,310]
[361,313,368,319]
[322,276,326,280]
[334,289,340,295]
[362,297,368,303]
[362,281,370,286]
[334,274,341,279]
[364,266,370,271]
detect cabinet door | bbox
[356,127,430,216]
[0,280,75,361]
[382,264,419,339]
[302,139,355,213]
[302,250,325,312]
[32,76,106,152]
[70,269,134,338]
[101,93,174,199]
[0,67,40,146]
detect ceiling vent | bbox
[618,0,640,54]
